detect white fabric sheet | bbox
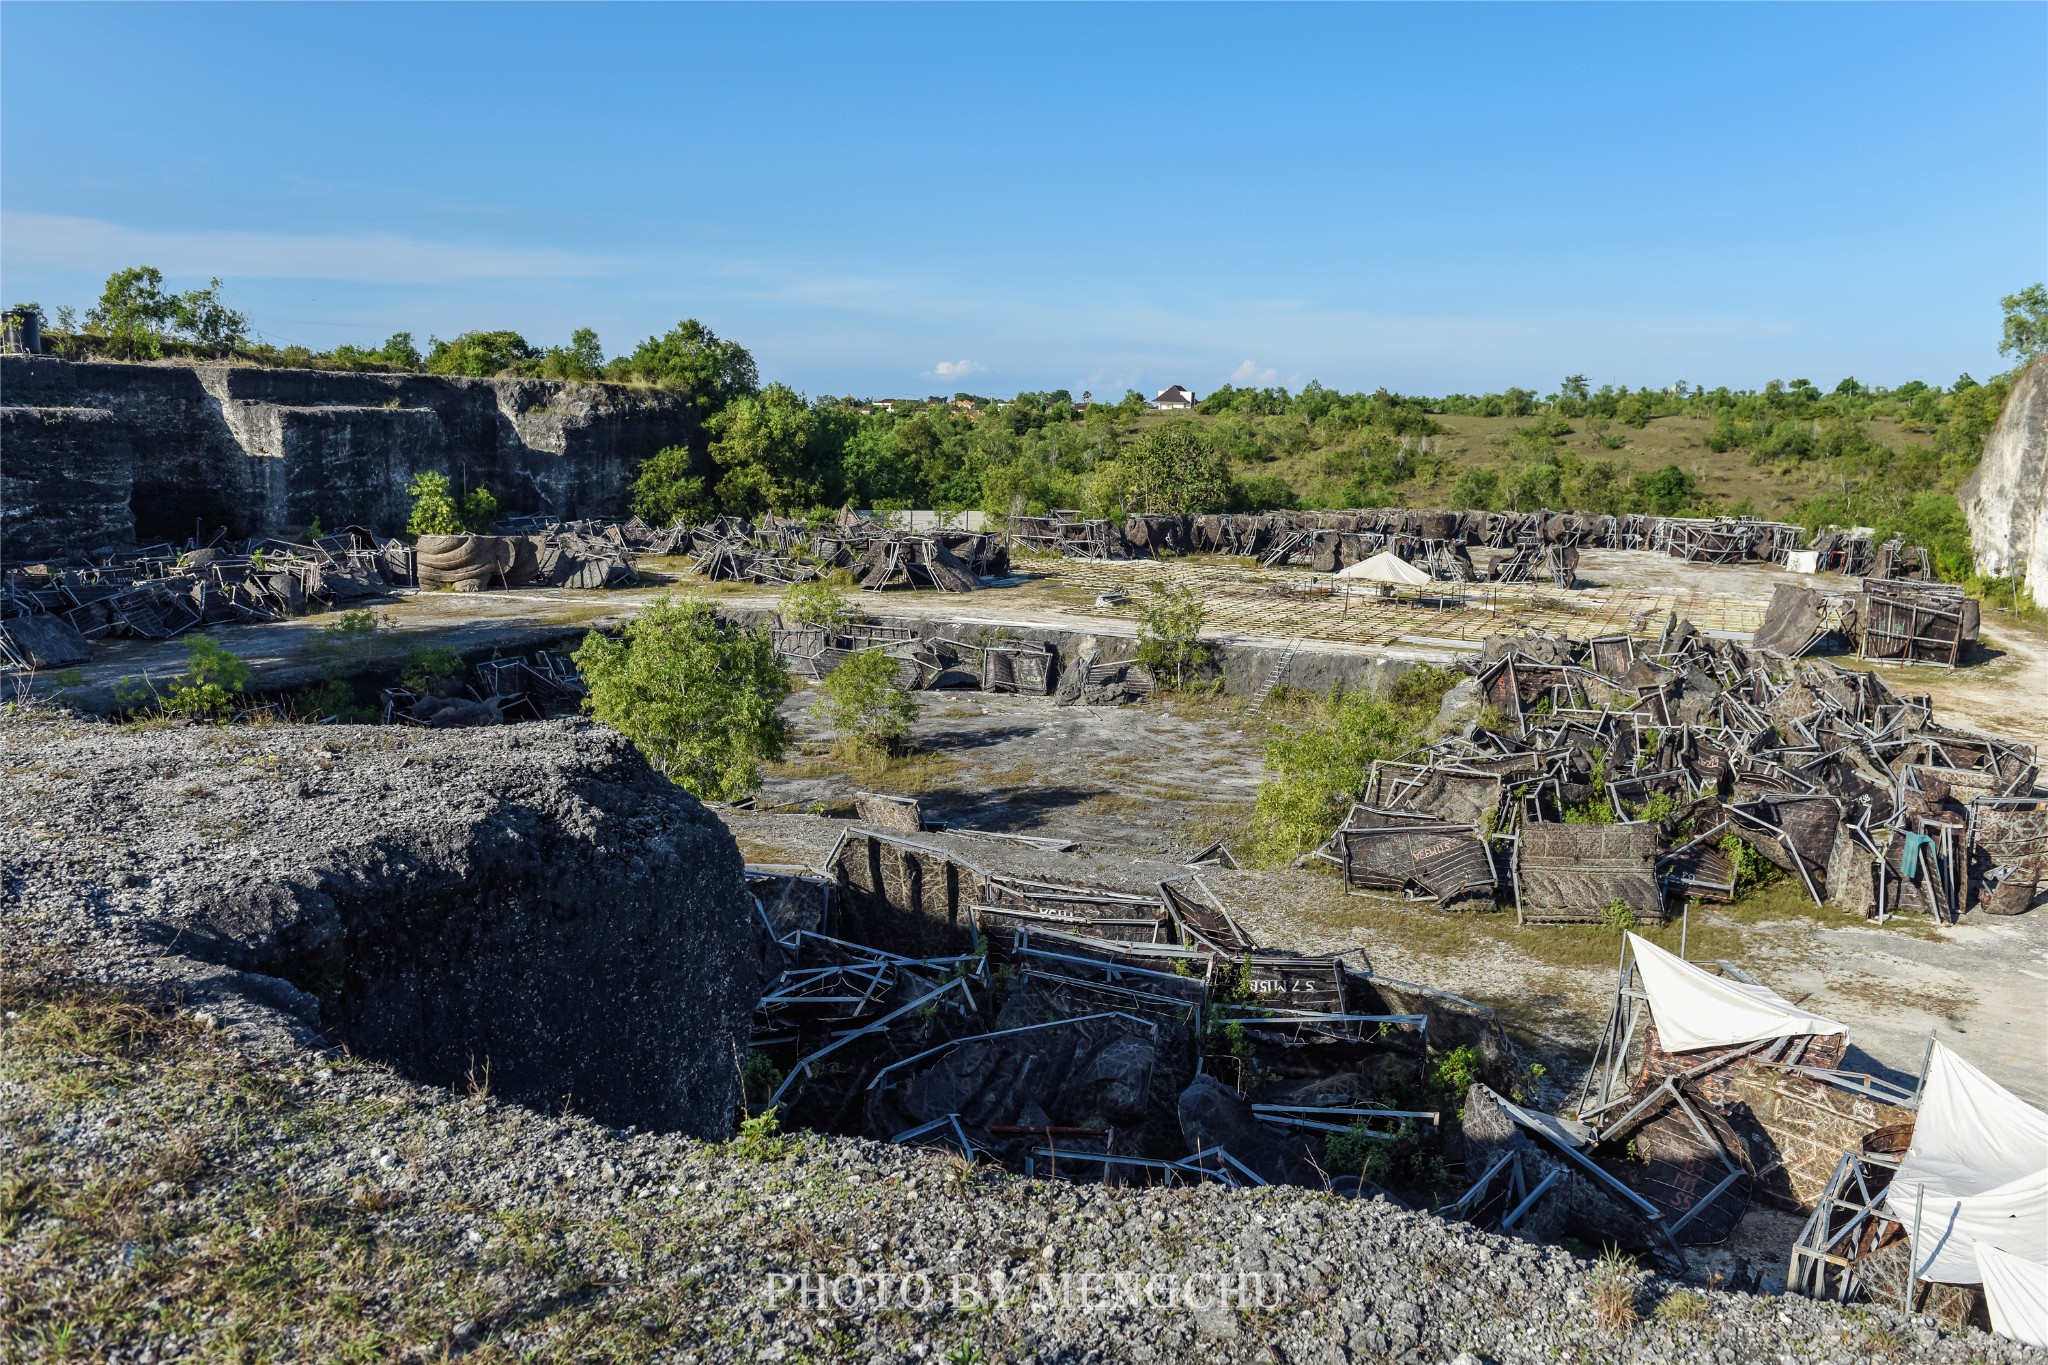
[1335,551,1430,585]
[1626,933,1848,1053]
[1976,1238,2048,1348]
[1884,1042,2048,1286]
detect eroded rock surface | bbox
[1963,354,2048,586]
[0,713,760,1136]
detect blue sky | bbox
[4,3,2043,398]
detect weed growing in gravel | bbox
[1589,1245,1639,1333]
[731,1107,798,1162]
[1654,1287,1710,1324]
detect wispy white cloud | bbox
[929,358,986,378]
[1229,359,1279,385]
[0,213,631,283]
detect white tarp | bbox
[1884,1042,2048,1286]
[1977,1238,2048,1347]
[1335,550,1431,585]
[1626,933,1848,1053]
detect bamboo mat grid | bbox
[1014,554,1766,647]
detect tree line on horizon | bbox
[11,270,2046,591]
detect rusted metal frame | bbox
[768,974,979,1109]
[1502,1167,1567,1231]
[864,1010,1160,1095]
[1576,954,1647,1121]
[1442,1150,1519,1221]
[1482,1085,1677,1248]
[1008,967,1203,1028]
[1726,802,1825,908]
[1012,939,1205,994]
[1251,1104,1439,1136]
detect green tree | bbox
[2000,283,2048,362]
[86,265,177,359]
[1135,581,1209,689]
[461,485,498,533]
[1450,468,1502,511]
[1631,464,1697,515]
[711,384,831,514]
[171,277,248,355]
[817,648,918,759]
[1122,421,1234,514]
[377,331,423,371]
[630,445,714,527]
[779,579,849,629]
[541,327,605,379]
[607,319,759,411]
[424,330,539,377]
[573,596,792,800]
[162,635,253,721]
[405,471,464,537]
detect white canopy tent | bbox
[1882,1042,2048,1332]
[1626,933,1848,1053]
[1975,1238,2048,1348]
[1335,550,1431,586]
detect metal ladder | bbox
[1246,637,1304,716]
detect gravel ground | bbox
[3,708,2038,1363]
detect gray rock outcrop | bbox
[0,714,761,1137]
[1962,354,2048,586]
[0,356,701,559]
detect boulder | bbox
[0,717,762,1138]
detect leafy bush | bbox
[1600,899,1639,933]
[729,1106,797,1162]
[629,445,714,528]
[1135,581,1209,689]
[1427,1044,1483,1106]
[1248,668,1455,863]
[779,579,848,629]
[404,472,497,537]
[1324,1123,1394,1181]
[574,596,792,800]
[400,643,465,698]
[423,330,538,377]
[816,648,917,759]
[1721,833,1782,896]
[162,636,252,721]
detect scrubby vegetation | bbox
[815,648,919,763]
[1248,666,1459,863]
[573,596,792,801]
[1135,581,1210,691]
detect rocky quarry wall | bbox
[0,356,700,560]
[0,714,763,1136]
[1962,353,2048,587]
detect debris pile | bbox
[744,829,1515,1199]
[1316,619,2038,926]
[1006,507,1922,586]
[769,622,1056,694]
[0,516,654,672]
[685,511,1009,591]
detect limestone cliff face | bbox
[1962,354,2048,585]
[0,357,700,558]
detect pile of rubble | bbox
[770,621,1057,695]
[685,511,1009,591]
[1318,619,2040,926]
[1013,506,1927,587]
[744,823,1514,1197]
[0,517,652,672]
